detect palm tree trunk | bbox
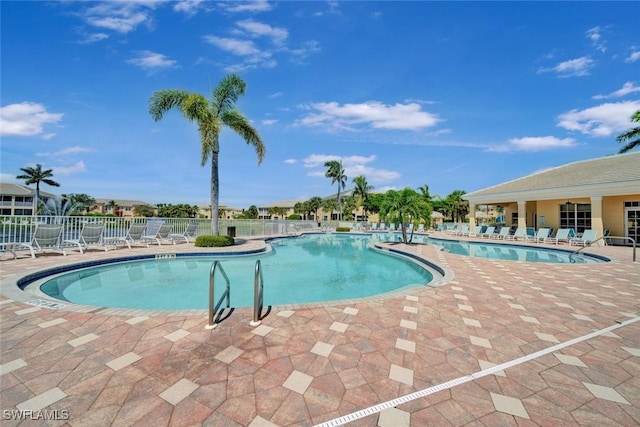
[211,150,220,235]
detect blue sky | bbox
[1,1,639,209]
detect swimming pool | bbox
[32,234,436,310]
[372,233,607,263]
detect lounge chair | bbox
[468,225,483,237]
[491,227,511,239]
[543,228,575,245]
[481,226,495,238]
[456,224,469,236]
[63,223,108,254]
[569,229,598,246]
[417,223,425,232]
[504,227,526,241]
[169,222,199,244]
[143,223,175,246]
[105,223,149,249]
[15,223,66,258]
[525,228,551,243]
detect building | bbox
[463,152,640,244]
[91,199,154,218]
[0,183,56,216]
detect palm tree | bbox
[446,190,468,223]
[149,74,265,235]
[380,188,430,243]
[107,200,119,216]
[324,160,346,220]
[16,164,60,213]
[352,175,373,219]
[616,109,640,153]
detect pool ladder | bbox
[206,260,265,330]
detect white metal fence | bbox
[0,216,323,245]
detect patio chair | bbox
[569,229,598,246]
[543,228,575,245]
[491,227,511,239]
[105,223,149,249]
[456,224,469,236]
[143,223,174,246]
[504,227,526,241]
[63,223,108,254]
[169,222,199,244]
[480,226,495,238]
[467,225,482,237]
[525,228,551,243]
[15,223,66,258]
[417,223,425,232]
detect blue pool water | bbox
[38,234,434,310]
[372,233,605,263]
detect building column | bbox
[468,203,476,227]
[517,200,527,229]
[590,196,604,246]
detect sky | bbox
[1,1,639,209]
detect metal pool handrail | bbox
[250,260,264,326]
[569,235,636,263]
[206,261,231,329]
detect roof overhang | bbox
[464,180,640,205]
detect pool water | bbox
[373,233,603,263]
[39,234,434,310]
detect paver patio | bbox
[1,232,638,426]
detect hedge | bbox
[194,235,235,247]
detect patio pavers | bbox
[1,233,639,426]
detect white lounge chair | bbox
[143,223,175,246]
[492,227,511,239]
[63,223,108,254]
[468,225,483,237]
[526,228,551,243]
[481,226,495,238]
[417,223,425,232]
[504,227,526,241]
[569,229,598,246]
[15,223,66,258]
[169,222,199,244]
[105,223,149,249]
[456,224,469,236]
[543,228,575,245]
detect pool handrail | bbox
[206,260,231,329]
[250,260,265,326]
[569,235,636,263]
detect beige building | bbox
[463,152,640,244]
[91,199,154,217]
[0,183,56,216]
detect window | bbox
[0,208,11,215]
[511,212,518,225]
[559,203,591,233]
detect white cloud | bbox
[586,26,606,52]
[283,159,297,164]
[204,36,262,56]
[81,2,157,34]
[261,119,278,126]
[173,0,206,16]
[489,136,577,152]
[236,19,288,45]
[219,0,272,13]
[302,154,400,184]
[0,102,63,137]
[295,101,441,131]
[77,32,109,44]
[626,50,640,63]
[36,146,93,157]
[538,56,594,77]
[127,51,177,72]
[52,161,87,177]
[593,82,640,100]
[557,100,640,137]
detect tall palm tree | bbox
[324,160,346,220]
[616,109,640,153]
[352,175,374,218]
[16,164,60,214]
[446,190,468,222]
[149,74,265,235]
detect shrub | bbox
[336,227,351,232]
[195,235,235,247]
[288,214,301,220]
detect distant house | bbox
[0,182,56,215]
[91,199,155,218]
[464,152,640,244]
